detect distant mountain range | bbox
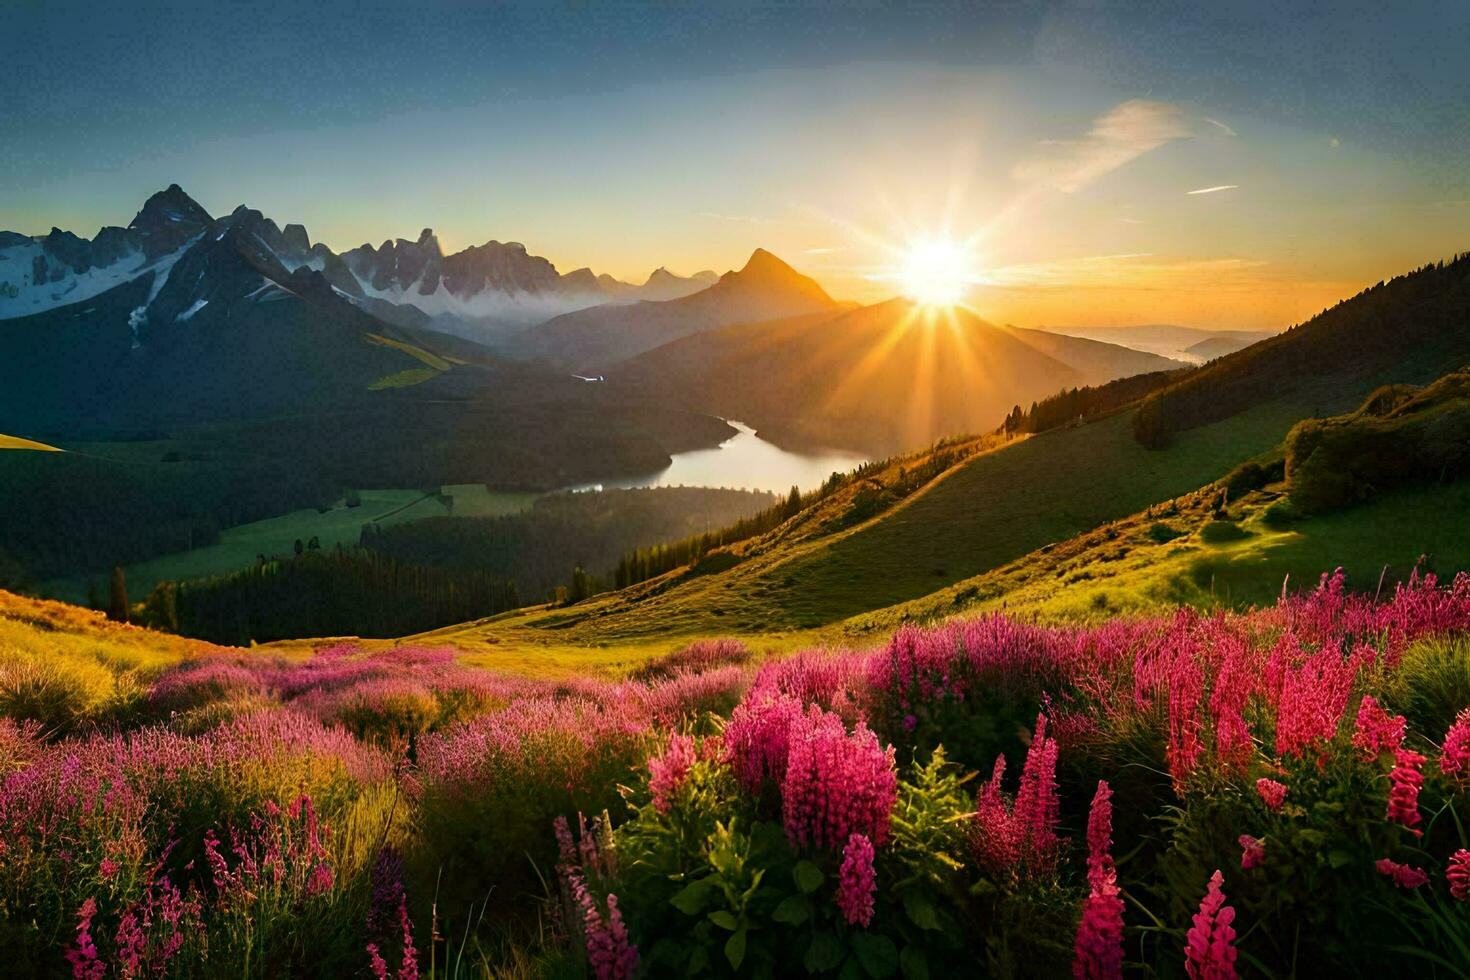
[505,248,841,369]
[613,298,1183,453]
[1039,324,1275,363]
[0,185,715,337]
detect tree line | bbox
[138,548,519,645]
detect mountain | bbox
[613,298,1182,454]
[0,184,213,319]
[1040,323,1275,363]
[1,190,713,343]
[505,248,838,369]
[433,252,1470,646]
[1134,254,1470,447]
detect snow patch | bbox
[127,306,146,350]
[176,299,209,321]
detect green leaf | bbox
[899,946,930,980]
[708,910,740,931]
[852,933,899,978]
[726,928,748,970]
[840,956,864,980]
[774,895,812,925]
[901,891,940,931]
[670,879,711,916]
[1327,849,1354,869]
[805,932,844,973]
[794,860,825,894]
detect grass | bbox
[41,487,540,605]
[0,589,228,729]
[368,367,440,390]
[435,396,1313,654]
[0,433,61,452]
[862,477,1470,628]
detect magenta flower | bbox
[648,734,696,814]
[1074,879,1125,980]
[1073,781,1124,980]
[1441,708,1470,781]
[971,715,1063,880]
[1446,849,1470,901]
[1351,695,1406,761]
[836,833,877,927]
[1184,870,1237,979]
[781,705,897,851]
[1084,780,1116,891]
[1238,835,1265,870]
[1376,858,1429,889]
[1255,778,1287,811]
[65,897,105,980]
[1386,748,1425,835]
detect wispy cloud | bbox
[1186,184,1238,195]
[1202,117,1237,137]
[802,246,844,255]
[1119,217,1145,225]
[1014,100,1193,193]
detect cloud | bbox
[1186,184,1239,195]
[1014,99,1193,193]
[802,246,844,254]
[1203,117,1238,137]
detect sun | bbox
[899,238,974,306]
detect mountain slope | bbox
[506,248,838,370]
[613,299,1180,454]
[1133,254,1470,447]
[432,253,1470,649]
[1041,323,1274,362]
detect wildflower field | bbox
[3,571,1470,977]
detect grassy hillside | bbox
[432,255,1470,655]
[1133,253,1470,446]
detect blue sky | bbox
[4,0,1467,328]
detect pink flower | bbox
[648,734,696,814]
[1184,870,1237,980]
[836,833,877,927]
[781,705,897,851]
[567,867,638,980]
[1376,858,1429,889]
[724,693,805,795]
[1386,748,1425,835]
[1255,778,1287,811]
[1073,880,1125,980]
[66,898,105,980]
[1441,708,1470,781]
[1238,835,1265,870]
[1084,780,1116,891]
[971,715,1064,880]
[1074,781,1124,979]
[1351,695,1406,760]
[99,857,120,880]
[1447,850,1470,901]
[367,943,390,980]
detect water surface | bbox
[571,420,867,494]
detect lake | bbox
[569,420,868,494]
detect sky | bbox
[3,0,1468,331]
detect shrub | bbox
[1387,636,1470,736]
[1199,519,1250,544]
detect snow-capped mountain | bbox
[0,185,720,337]
[0,185,212,319]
